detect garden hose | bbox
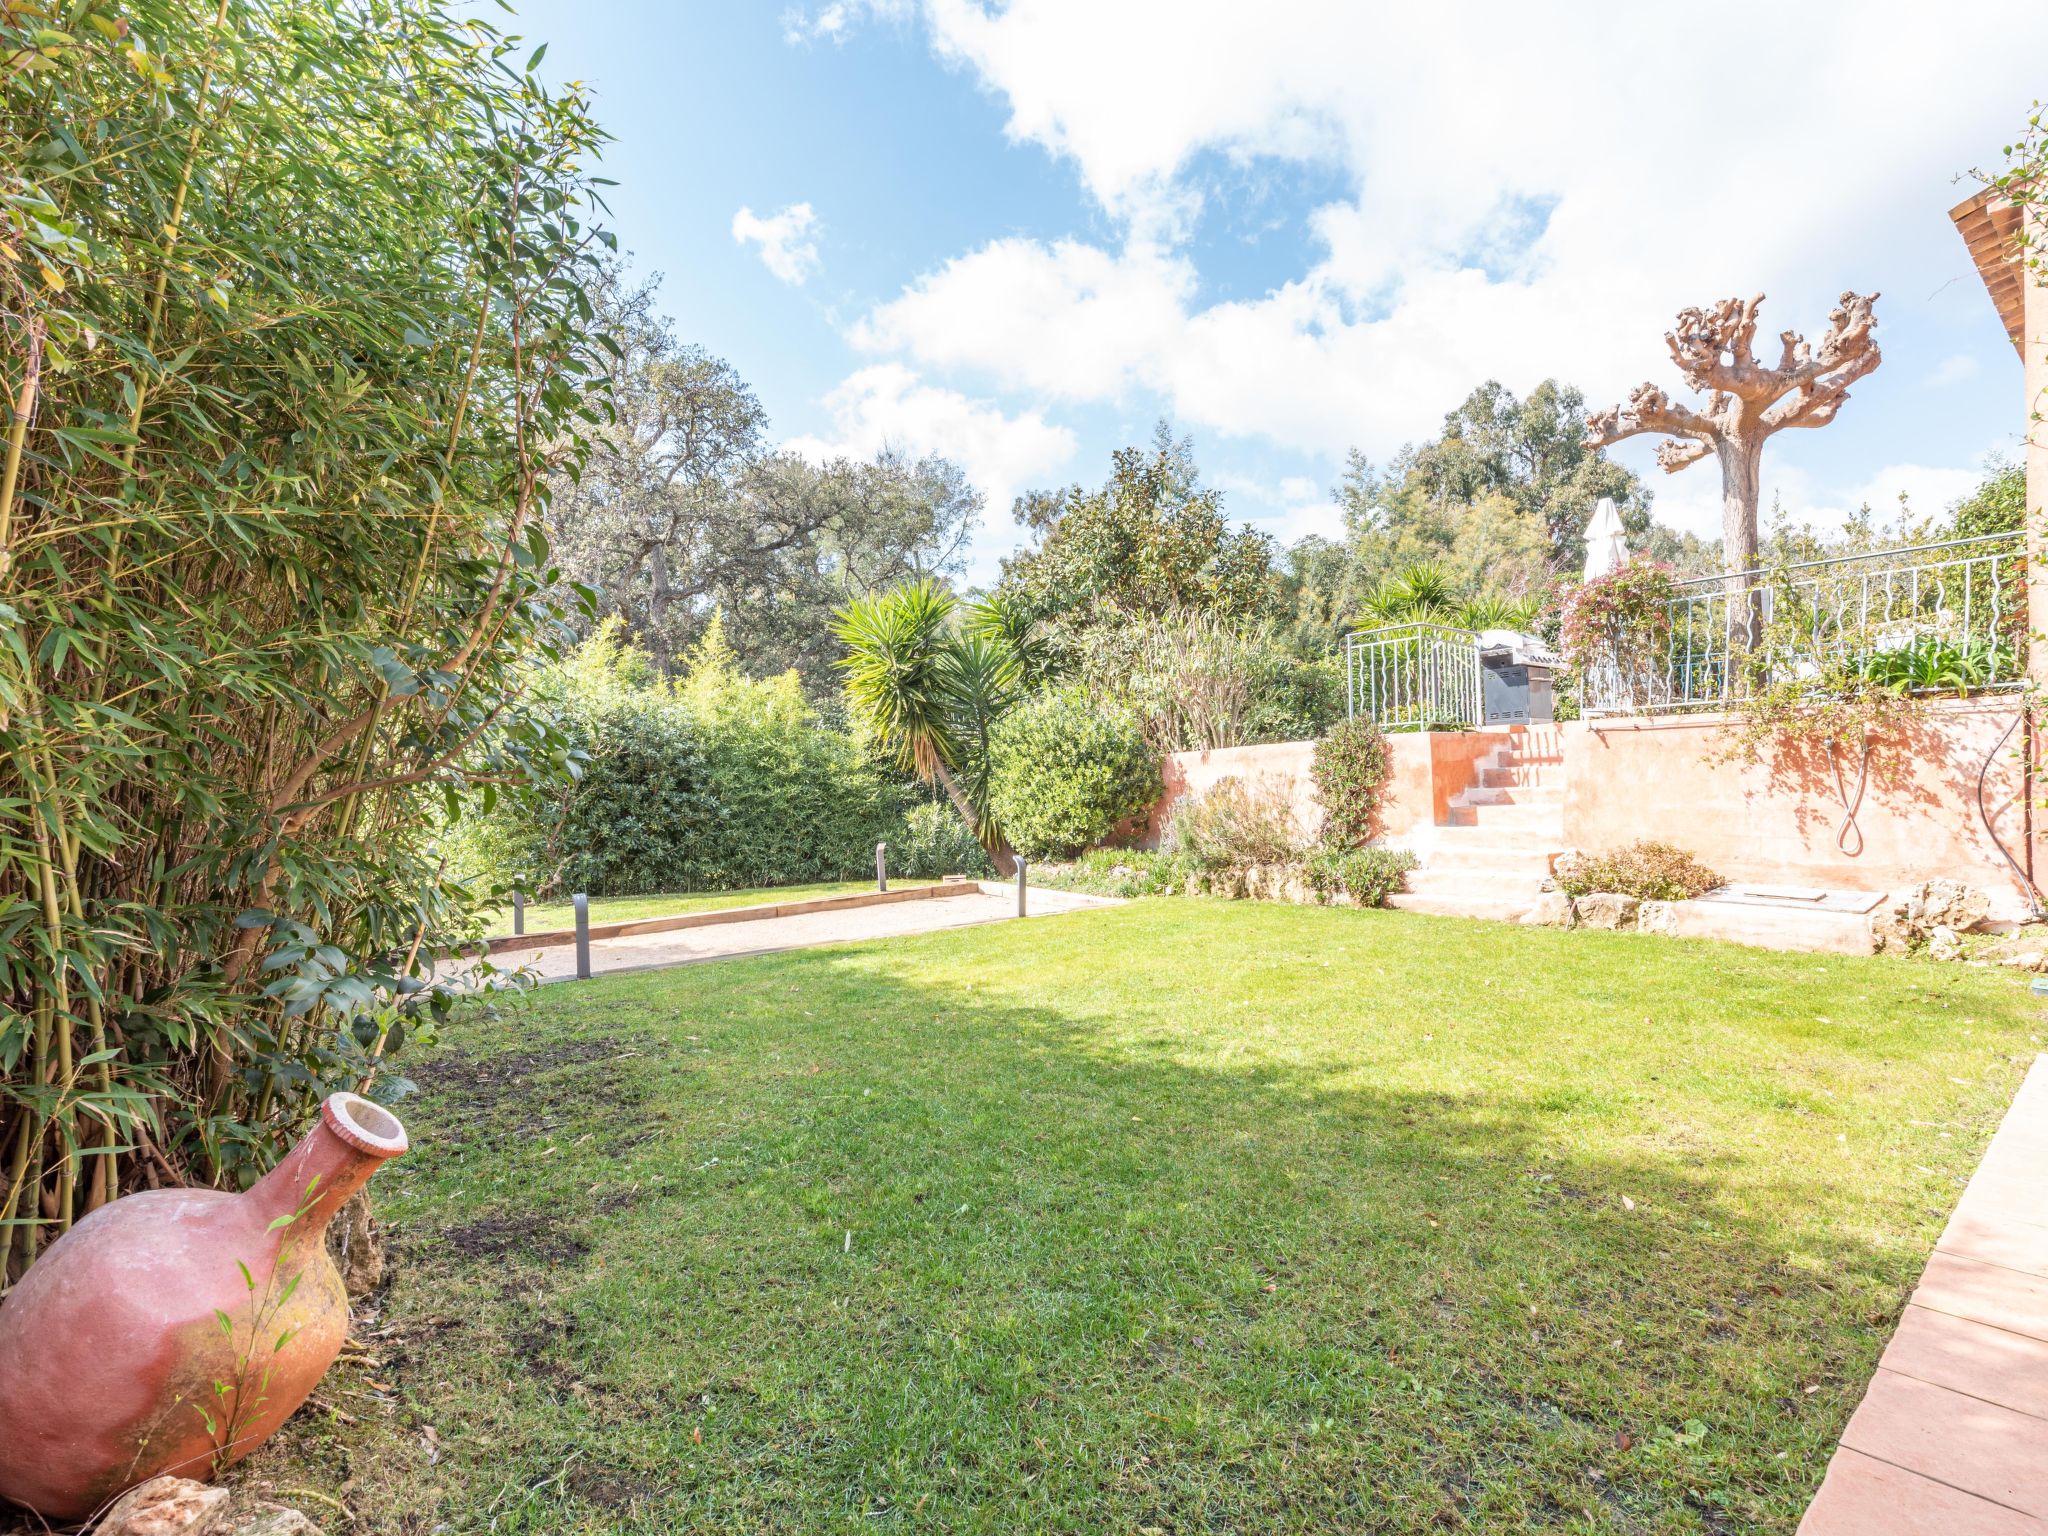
[1978,706,2047,921]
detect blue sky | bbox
[510,0,2047,578]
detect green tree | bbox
[552,269,977,687]
[1002,424,1280,632]
[834,582,1023,874]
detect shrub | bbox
[892,800,997,880]
[457,626,910,896]
[989,690,1162,860]
[1163,777,1305,872]
[1035,848,1188,899]
[1311,718,1392,848]
[1072,612,1344,752]
[1553,842,1721,902]
[1305,846,1419,908]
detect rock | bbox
[1875,880,1995,953]
[1522,891,1576,928]
[1574,893,1641,931]
[98,1478,230,1536]
[1927,924,1963,962]
[1211,867,1247,901]
[222,1506,326,1536]
[1999,950,2046,972]
[326,1188,383,1299]
[1637,900,1679,936]
[1921,878,1992,933]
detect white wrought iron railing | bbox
[1345,622,1482,729]
[1579,531,2026,716]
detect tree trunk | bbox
[1717,434,1764,651]
[933,759,1017,877]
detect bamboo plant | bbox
[0,0,611,1282]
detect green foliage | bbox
[1554,843,1721,902]
[1304,846,1418,908]
[834,579,1025,864]
[1072,611,1342,752]
[1163,778,1304,873]
[0,0,609,1266]
[1003,425,1280,632]
[1945,460,2026,541]
[1857,635,2017,695]
[1034,848,1188,899]
[1558,558,1678,703]
[460,623,907,898]
[1353,560,1540,632]
[988,691,1160,861]
[892,801,996,880]
[1310,719,1393,849]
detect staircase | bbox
[1388,728,1566,921]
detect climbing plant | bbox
[0,0,610,1281]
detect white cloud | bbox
[783,364,1077,572]
[1929,353,1981,389]
[830,1,2045,473]
[1645,458,1994,544]
[732,202,822,285]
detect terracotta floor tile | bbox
[1881,1305,2048,1420]
[1915,1251,2048,1343]
[1940,1208,2048,1280]
[1798,1448,2043,1536]
[1839,1368,2048,1516]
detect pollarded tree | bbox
[1586,293,1883,606]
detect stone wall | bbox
[1559,699,2036,919]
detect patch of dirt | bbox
[421,1038,652,1152]
[439,1210,590,1265]
[566,1463,669,1512]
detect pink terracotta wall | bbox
[1562,700,2036,917]
[1135,730,1509,847]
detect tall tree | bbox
[1001,424,1280,629]
[1586,293,1883,593]
[551,272,976,685]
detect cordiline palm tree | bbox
[1354,561,1540,632]
[834,580,1021,875]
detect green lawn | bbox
[482,880,935,934]
[257,901,2041,1533]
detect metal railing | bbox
[1580,531,2026,716]
[1346,622,1482,729]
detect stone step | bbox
[1444,804,1566,832]
[1401,869,1547,903]
[1387,889,1543,922]
[1481,766,1565,790]
[1458,794,1564,819]
[1419,838,1562,872]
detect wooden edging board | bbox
[483,880,979,955]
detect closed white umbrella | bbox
[1582,496,1629,580]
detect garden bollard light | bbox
[876,841,887,893]
[512,889,524,937]
[1016,858,1027,918]
[574,892,591,980]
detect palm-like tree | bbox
[1354,561,1539,633]
[835,580,1021,874]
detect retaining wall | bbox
[1561,701,2035,917]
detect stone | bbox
[1212,868,1248,901]
[1875,880,1995,954]
[1637,900,1679,936]
[98,1478,231,1536]
[1999,950,2046,972]
[1522,891,1576,928]
[1575,892,1641,931]
[1922,879,1992,933]
[1927,925,1963,962]
[223,1506,326,1536]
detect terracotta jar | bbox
[0,1092,408,1521]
